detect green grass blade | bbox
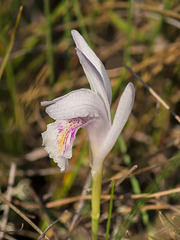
[0,6,23,80]
[159,211,180,235]
[118,134,150,229]
[105,180,115,240]
[72,0,89,42]
[112,0,133,101]
[44,0,55,90]
[116,151,180,238]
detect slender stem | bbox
[91,167,103,240]
[0,6,23,81]
[105,180,115,240]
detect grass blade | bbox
[0,6,23,80]
[105,180,115,240]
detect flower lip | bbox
[42,117,88,172]
[56,117,87,155]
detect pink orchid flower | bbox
[41,30,135,177]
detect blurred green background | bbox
[0,0,180,239]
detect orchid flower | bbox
[41,30,135,239]
[42,30,135,177]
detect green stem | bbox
[105,180,115,240]
[91,167,103,240]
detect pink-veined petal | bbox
[71,30,112,105]
[76,48,111,122]
[92,82,135,175]
[42,118,87,171]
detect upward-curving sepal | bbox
[71,30,112,105]
[92,82,135,174]
[75,49,111,122]
[42,89,108,122]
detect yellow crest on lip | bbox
[56,118,86,154]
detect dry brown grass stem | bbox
[69,171,92,232]
[20,64,49,107]
[152,199,180,215]
[29,187,59,240]
[54,2,180,33]
[125,65,180,124]
[113,165,138,187]
[107,43,180,79]
[0,194,49,239]
[38,210,68,240]
[100,2,180,20]
[19,40,180,108]
[46,187,180,209]
[0,163,16,240]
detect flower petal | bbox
[42,118,87,171]
[76,48,111,122]
[71,30,112,105]
[42,89,109,125]
[84,117,108,161]
[92,82,135,174]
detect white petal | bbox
[71,30,112,104]
[84,117,109,161]
[76,49,111,122]
[92,82,135,173]
[41,97,62,107]
[42,118,87,171]
[43,89,109,124]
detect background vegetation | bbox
[0,0,180,239]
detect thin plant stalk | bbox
[111,0,133,100]
[105,180,115,240]
[72,0,89,41]
[0,6,23,80]
[91,167,103,240]
[159,211,180,235]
